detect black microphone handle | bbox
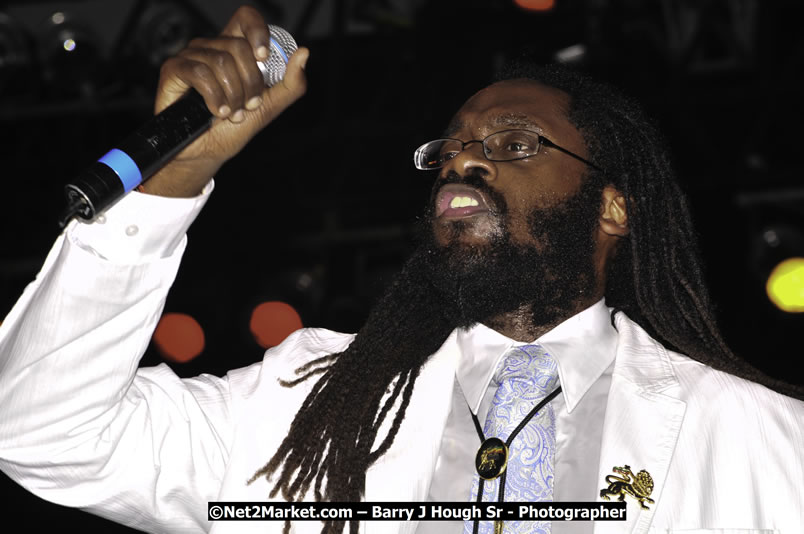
[60,24,297,227]
[60,89,213,226]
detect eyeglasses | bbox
[413,129,602,172]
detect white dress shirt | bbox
[419,301,618,534]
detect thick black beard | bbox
[412,171,603,332]
[258,171,606,505]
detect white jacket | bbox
[0,201,802,534]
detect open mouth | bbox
[434,184,492,219]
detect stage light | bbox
[250,301,303,349]
[766,257,804,313]
[514,0,556,12]
[748,220,804,312]
[153,312,205,363]
[38,10,101,94]
[554,43,586,64]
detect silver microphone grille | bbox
[258,24,298,87]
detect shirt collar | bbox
[454,299,618,414]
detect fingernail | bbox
[246,96,262,110]
[218,105,231,116]
[257,46,269,60]
[301,52,309,70]
[231,109,245,122]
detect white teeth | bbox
[449,196,480,209]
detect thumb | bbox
[258,47,309,124]
[282,46,310,94]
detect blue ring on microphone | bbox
[98,148,142,192]
[270,36,289,63]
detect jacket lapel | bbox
[217,330,460,534]
[593,314,686,534]
[363,330,460,534]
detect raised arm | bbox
[0,6,307,532]
[145,4,308,197]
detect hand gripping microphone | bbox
[59,25,297,227]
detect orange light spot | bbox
[153,313,205,363]
[514,0,555,11]
[250,301,303,349]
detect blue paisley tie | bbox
[465,344,560,534]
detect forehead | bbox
[447,79,575,138]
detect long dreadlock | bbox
[247,249,457,533]
[249,63,804,534]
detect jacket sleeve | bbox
[0,185,233,533]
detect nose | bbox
[440,141,497,182]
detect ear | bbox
[599,185,629,237]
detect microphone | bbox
[59,25,297,227]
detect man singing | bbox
[0,5,802,534]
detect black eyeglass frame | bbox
[413,129,603,172]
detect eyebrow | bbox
[491,113,542,130]
[442,113,543,138]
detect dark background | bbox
[1,0,803,531]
